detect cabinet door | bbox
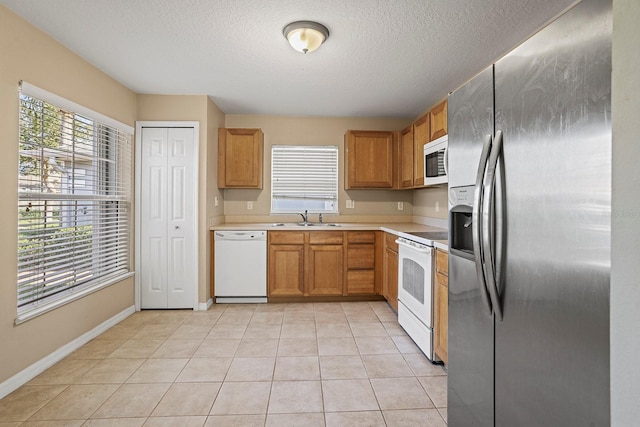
[413,113,430,187]
[346,270,376,294]
[434,272,448,364]
[218,128,263,188]
[307,244,344,296]
[268,244,304,297]
[400,125,414,188]
[345,130,394,189]
[383,245,399,311]
[430,100,448,141]
[434,249,448,364]
[347,245,375,270]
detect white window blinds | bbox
[17,83,133,318]
[271,145,339,213]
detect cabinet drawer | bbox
[384,233,399,252]
[436,250,448,276]
[347,231,376,244]
[269,231,305,245]
[347,245,375,270]
[309,231,343,245]
[346,270,376,294]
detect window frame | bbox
[16,82,134,324]
[270,144,340,215]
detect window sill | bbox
[15,272,135,326]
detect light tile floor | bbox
[0,301,447,426]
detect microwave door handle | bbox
[473,134,494,315]
[443,146,449,177]
[482,130,504,321]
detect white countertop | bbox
[211,222,449,251]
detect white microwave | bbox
[424,134,448,186]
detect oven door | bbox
[397,239,434,329]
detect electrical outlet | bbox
[214,196,219,207]
[435,201,440,212]
[346,200,355,209]
[247,201,253,210]
[397,202,404,211]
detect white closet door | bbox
[140,127,196,309]
[166,128,195,308]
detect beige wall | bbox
[413,187,448,220]
[611,0,640,422]
[0,6,137,384]
[223,114,415,223]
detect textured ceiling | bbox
[1,0,575,118]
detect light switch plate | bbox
[346,200,355,209]
[397,202,404,211]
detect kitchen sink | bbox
[269,222,341,227]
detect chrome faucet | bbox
[298,210,308,223]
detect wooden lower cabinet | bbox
[434,249,449,364]
[382,233,399,311]
[268,244,305,297]
[308,244,344,295]
[345,231,379,295]
[268,230,380,298]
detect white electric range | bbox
[395,231,448,363]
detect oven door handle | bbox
[395,239,432,254]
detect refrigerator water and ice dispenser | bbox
[449,185,475,257]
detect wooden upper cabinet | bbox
[430,100,448,141]
[218,128,263,188]
[400,125,414,188]
[413,113,430,187]
[345,130,394,189]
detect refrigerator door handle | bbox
[472,134,494,315]
[482,129,504,320]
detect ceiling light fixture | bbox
[283,21,329,54]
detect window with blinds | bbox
[17,83,132,319]
[271,145,339,213]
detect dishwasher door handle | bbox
[215,231,267,241]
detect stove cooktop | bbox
[405,231,449,241]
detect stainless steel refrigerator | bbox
[447,0,611,425]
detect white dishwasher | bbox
[214,230,267,303]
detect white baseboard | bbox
[0,305,135,400]
[198,298,213,311]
